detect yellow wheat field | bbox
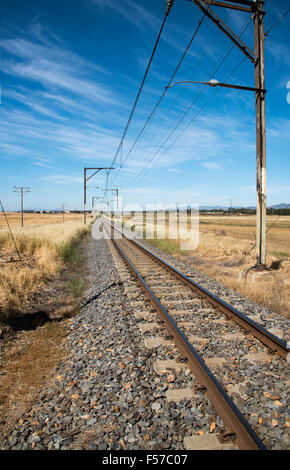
[190,215,290,318]
[0,212,83,229]
[0,215,93,318]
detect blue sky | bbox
[0,0,289,210]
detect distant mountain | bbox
[200,206,255,211]
[199,203,290,211]
[25,207,64,211]
[199,206,228,210]
[270,203,290,210]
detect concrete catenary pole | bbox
[254,3,267,268]
[83,168,114,224]
[191,0,267,268]
[84,168,87,225]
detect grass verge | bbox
[57,227,90,264]
[145,238,186,256]
[0,221,94,442]
[0,224,92,321]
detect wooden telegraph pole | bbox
[191,0,267,268]
[13,186,30,227]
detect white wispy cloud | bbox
[89,0,208,59]
[168,168,182,173]
[0,113,122,163]
[266,39,290,67]
[32,160,52,168]
[127,111,254,171]
[5,89,66,120]
[268,117,290,142]
[0,32,120,112]
[43,174,83,184]
[0,142,30,155]
[0,21,132,166]
[202,161,221,170]
[89,0,160,33]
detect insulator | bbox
[166,0,174,15]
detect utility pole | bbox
[62,203,65,223]
[13,186,30,227]
[92,196,102,210]
[99,188,119,211]
[191,0,267,268]
[176,203,180,239]
[83,168,114,224]
[115,189,119,212]
[229,198,233,216]
[254,2,266,269]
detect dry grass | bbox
[188,215,290,318]
[0,216,93,318]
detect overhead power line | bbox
[264,8,289,37]
[109,0,175,174]
[124,8,232,180]
[123,56,247,189]
[121,17,252,189]
[110,0,214,186]
[125,27,221,169]
[129,3,282,190]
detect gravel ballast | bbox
[1,235,218,450]
[1,223,289,450]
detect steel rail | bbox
[103,221,267,450]
[104,218,289,361]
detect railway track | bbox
[101,217,289,450]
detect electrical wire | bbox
[118,4,232,185]
[102,170,109,202]
[124,26,221,172]
[135,4,286,188]
[265,8,289,37]
[112,1,287,193]
[135,56,247,186]
[107,2,174,180]
[121,17,252,189]
[110,0,215,187]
